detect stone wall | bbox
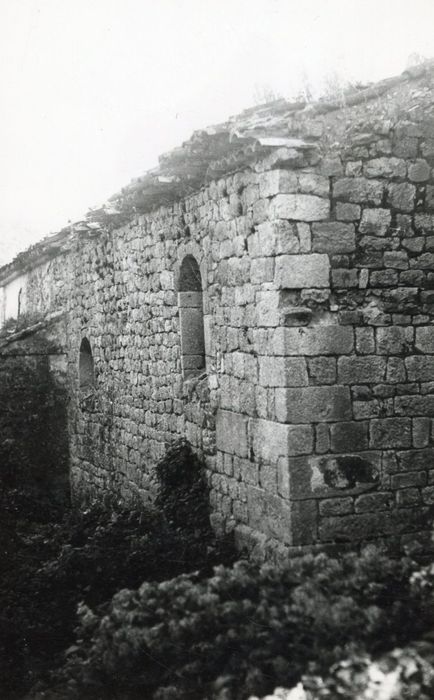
[3,67,434,556]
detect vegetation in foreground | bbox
[0,442,236,699]
[45,546,434,700]
[1,442,434,699]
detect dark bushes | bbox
[0,442,236,699]
[55,546,433,700]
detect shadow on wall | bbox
[0,348,70,506]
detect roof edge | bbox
[1,58,434,284]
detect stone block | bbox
[255,291,280,327]
[397,449,434,472]
[216,409,249,458]
[251,220,300,256]
[358,208,391,235]
[290,499,318,545]
[413,417,431,448]
[298,173,330,197]
[273,326,354,356]
[386,182,416,212]
[297,223,311,252]
[315,424,330,453]
[320,157,344,176]
[307,356,336,385]
[422,139,434,157]
[330,421,369,452]
[393,137,418,158]
[415,327,434,353]
[333,177,383,204]
[319,497,353,516]
[369,270,398,287]
[251,417,313,460]
[312,222,355,254]
[386,357,406,384]
[319,508,429,542]
[275,386,352,423]
[426,185,434,210]
[395,395,434,417]
[258,169,298,198]
[338,356,386,384]
[274,253,330,288]
[376,326,414,355]
[258,356,308,387]
[259,462,278,493]
[270,194,330,221]
[402,237,424,252]
[391,471,427,489]
[336,202,361,221]
[370,418,412,449]
[405,355,434,381]
[332,269,358,288]
[250,258,274,284]
[422,486,434,504]
[363,157,406,178]
[354,492,393,513]
[396,488,421,507]
[408,159,431,182]
[247,486,293,544]
[356,327,375,354]
[384,251,408,269]
[414,213,434,233]
[411,252,434,269]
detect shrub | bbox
[55,546,432,700]
[154,439,211,533]
[0,443,236,698]
[262,643,434,699]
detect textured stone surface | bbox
[4,67,434,558]
[275,386,352,423]
[333,177,383,204]
[270,194,330,221]
[258,356,308,386]
[216,409,249,458]
[251,418,313,460]
[312,222,356,253]
[274,253,330,288]
[273,326,354,356]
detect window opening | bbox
[178,255,205,377]
[79,337,95,389]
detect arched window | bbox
[79,337,95,389]
[178,255,205,377]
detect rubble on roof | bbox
[2,59,434,281]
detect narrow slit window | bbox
[79,337,95,389]
[17,288,22,318]
[178,255,205,378]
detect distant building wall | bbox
[2,67,434,557]
[2,273,27,322]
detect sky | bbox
[1,0,434,263]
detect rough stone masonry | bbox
[2,61,434,559]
